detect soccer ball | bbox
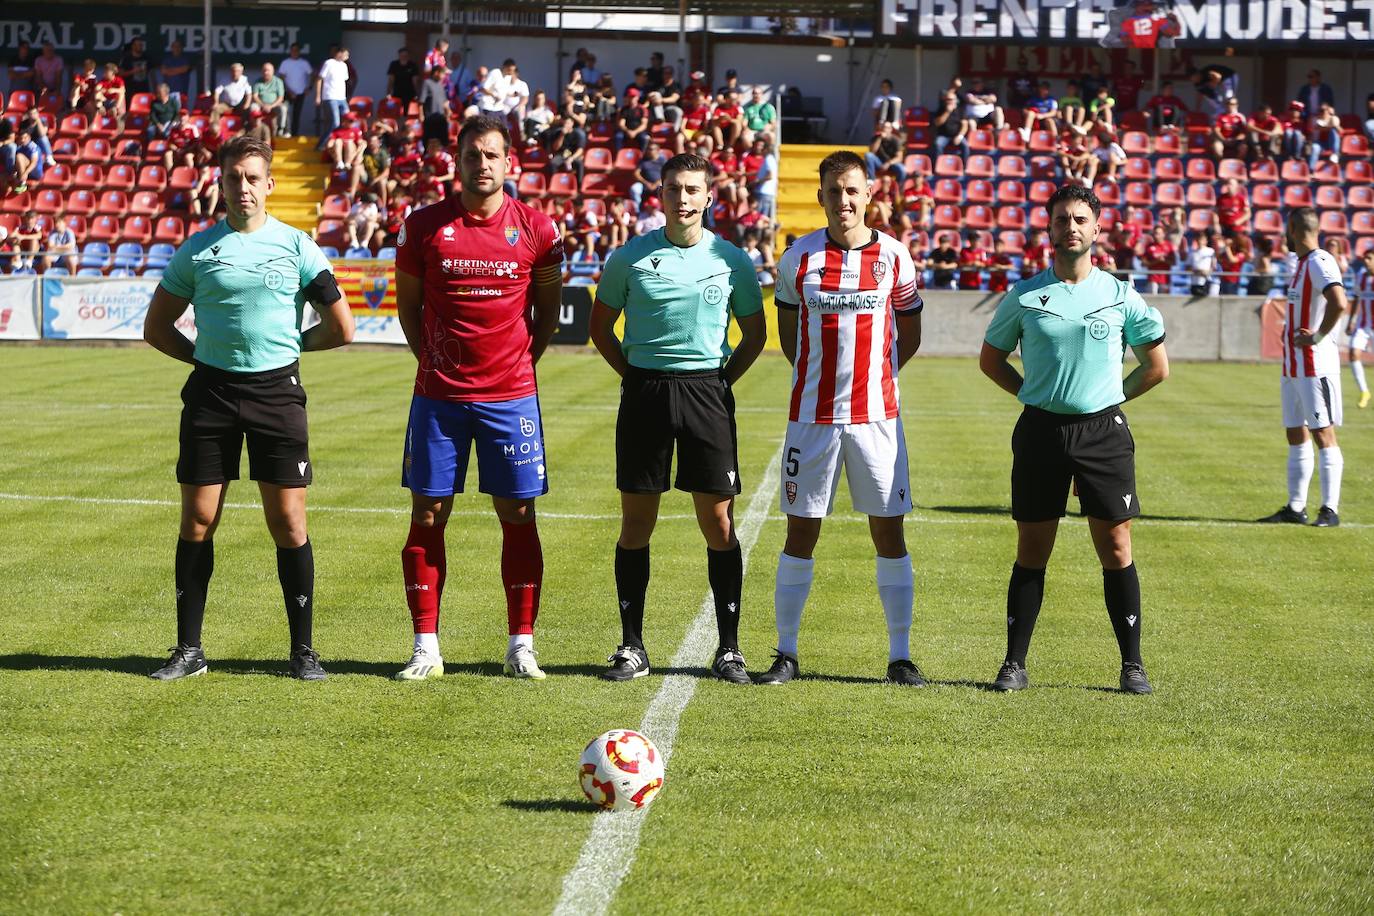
[578,729,665,811]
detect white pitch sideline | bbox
[550,442,784,916]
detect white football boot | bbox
[394,647,444,681]
[503,644,547,679]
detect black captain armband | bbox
[302,270,342,306]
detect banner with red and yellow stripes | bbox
[336,259,397,317]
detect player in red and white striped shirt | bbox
[760,150,926,686]
[1345,248,1374,409]
[1258,208,1350,527]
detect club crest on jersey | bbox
[504,226,520,246]
[785,481,797,504]
[871,259,887,283]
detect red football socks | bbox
[402,522,446,634]
[501,520,543,636]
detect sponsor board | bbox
[0,277,42,340]
[42,277,196,341]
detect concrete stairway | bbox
[774,143,866,255]
[269,135,331,234]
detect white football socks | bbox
[773,552,814,658]
[508,633,533,655]
[1352,360,1369,394]
[1319,446,1343,512]
[1287,441,1314,511]
[876,554,914,663]
[415,632,440,657]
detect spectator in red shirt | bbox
[1209,97,1249,161]
[1247,103,1283,160]
[69,58,99,119]
[958,230,988,289]
[422,136,455,186]
[1216,178,1250,233]
[710,145,747,212]
[1143,81,1188,132]
[164,109,201,171]
[986,238,1013,293]
[1021,229,1052,275]
[680,90,712,143]
[95,62,127,132]
[1281,101,1308,159]
[327,114,364,172]
[1112,59,1146,111]
[1138,225,1175,294]
[903,173,934,230]
[711,88,744,151]
[1216,236,1246,295]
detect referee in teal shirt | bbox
[590,153,766,684]
[980,184,1169,695]
[143,136,354,681]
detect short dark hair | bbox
[818,150,866,185]
[1046,184,1101,220]
[662,152,711,185]
[1287,207,1319,234]
[457,115,511,153]
[218,135,273,172]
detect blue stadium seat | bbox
[79,241,111,271]
[77,267,104,276]
[319,246,340,259]
[141,268,163,278]
[376,246,397,260]
[10,266,37,276]
[145,242,176,271]
[113,242,145,272]
[44,266,70,276]
[344,246,372,259]
[107,267,136,278]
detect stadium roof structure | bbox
[40,0,877,19]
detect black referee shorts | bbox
[177,361,312,487]
[1011,405,1138,523]
[616,367,741,496]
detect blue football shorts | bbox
[402,393,549,499]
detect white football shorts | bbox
[1281,374,1343,429]
[1349,326,1374,353]
[779,417,913,518]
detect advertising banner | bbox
[337,258,406,345]
[41,276,195,341]
[0,277,41,341]
[882,0,1374,48]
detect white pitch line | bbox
[550,442,784,916]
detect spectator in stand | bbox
[1364,93,1374,141]
[564,233,600,286]
[958,230,988,290]
[1216,178,1250,234]
[253,63,288,140]
[1308,102,1342,169]
[712,88,745,150]
[1022,228,1052,276]
[1188,231,1218,297]
[1088,84,1115,129]
[1138,225,1176,295]
[929,234,959,289]
[658,66,684,118]
[716,69,742,103]
[327,113,365,174]
[634,196,665,235]
[932,90,968,157]
[1059,80,1086,128]
[95,62,128,133]
[628,68,652,102]
[0,122,20,195]
[11,211,41,271]
[617,90,652,153]
[1281,101,1308,160]
[1007,55,1036,108]
[351,133,391,206]
[387,48,420,112]
[742,229,775,287]
[419,65,449,120]
[873,78,902,130]
[1294,70,1335,116]
[1144,80,1187,132]
[987,238,1013,293]
[903,173,934,230]
[561,72,591,146]
[1248,103,1283,160]
[34,42,64,98]
[18,112,53,171]
[6,42,37,95]
[425,39,449,74]
[1058,129,1093,187]
[70,59,99,117]
[211,62,252,127]
[422,135,455,189]
[865,122,906,183]
[1080,60,1107,101]
[678,87,712,145]
[346,193,381,252]
[604,197,632,249]
[1113,59,1145,112]
[1019,82,1059,142]
[629,140,666,205]
[963,77,1005,132]
[645,52,666,90]
[164,109,201,170]
[505,64,531,126]
[579,53,603,87]
[711,143,748,214]
[1091,131,1128,184]
[44,214,78,274]
[742,137,776,215]
[547,115,586,183]
[160,39,193,111]
[148,83,179,139]
[444,52,474,108]
[1190,63,1237,117]
[277,43,313,139]
[1324,237,1351,276]
[1209,97,1248,162]
[190,160,220,216]
[1248,237,1276,298]
[869,171,907,236]
[315,47,350,149]
[523,90,556,144]
[119,37,156,97]
[743,87,776,144]
[478,60,512,118]
[592,76,619,122]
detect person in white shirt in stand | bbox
[872,79,902,131]
[504,64,531,127]
[1188,232,1218,297]
[479,60,515,118]
[211,63,252,129]
[277,43,314,139]
[314,47,350,150]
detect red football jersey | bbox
[395,195,564,402]
[958,247,987,289]
[1216,112,1246,140]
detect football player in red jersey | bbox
[393,115,564,680]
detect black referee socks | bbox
[1005,563,1045,666]
[615,544,650,649]
[1103,564,1143,665]
[174,537,214,648]
[707,544,743,651]
[277,541,315,649]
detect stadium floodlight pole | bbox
[677,0,687,78]
[441,0,451,45]
[202,0,212,96]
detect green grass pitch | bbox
[1,346,1371,913]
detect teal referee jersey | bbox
[985,267,1165,415]
[160,215,334,373]
[596,228,763,371]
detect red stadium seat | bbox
[32,188,63,214]
[520,146,549,170]
[1186,183,1216,207]
[348,96,374,118]
[1346,160,1374,185]
[58,112,88,137]
[932,178,963,204]
[1253,209,1284,234]
[1357,236,1374,257]
[1027,180,1057,205]
[89,115,120,138]
[934,155,964,178]
[377,96,405,120]
[1093,182,1121,206]
[1124,182,1153,207]
[997,230,1025,253]
[965,154,995,179]
[1121,158,1152,182]
[967,128,995,152]
[1282,185,1313,208]
[1251,184,1280,209]
[128,93,153,115]
[1315,185,1346,210]
[1311,160,1340,184]
[168,166,198,191]
[965,179,994,204]
[904,105,931,128]
[1027,130,1056,153]
[319,194,350,219]
[587,121,614,148]
[516,172,547,198]
[1155,158,1183,182]
[72,163,104,189]
[546,171,578,198]
[122,215,153,244]
[87,214,120,241]
[41,163,73,191]
[583,147,613,173]
[613,148,641,172]
[80,138,112,165]
[933,204,962,229]
[1280,160,1309,183]
[1186,208,1213,232]
[129,190,162,216]
[1349,186,1374,210]
[1217,158,1246,180]
[97,190,129,214]
[136,165,167,192]
[1248,159,1278,183]
[105,164,136,192]
[1120,131,1151,156]
[51,137,80,166]
[581,173,615,198]
[1155,182,1184,207]
[5,90,35,114]
[1025,157,1055,181]
[314,219,346,249]
[1319,211,1348,235]
[904,153,933,177]
[65,189,96,217]
[1184,112,1211,135]
[1118,110,1148,132]
[217,115,242,140]
[904,126,932,150]
[1352,211,1374,236]
[1095,207,1116,231]
[1153,132,1182,157]
[995,180,1026,205]
[995,156,1027,179]
[1127,207,1154,230]
[154,216,186,245]
[996,129,1026,154]
[1341,133,1371,159]
[996,206,1026,231]
[1185,158,1215,182]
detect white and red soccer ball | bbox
[578,729,665,811]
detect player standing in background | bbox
[1257,208,1349,527]
[980,185,1169,694]
[393,115,563,681]
[1346,248,1374,409]
[142,136,355,681]
[590,153,766,684]
[759,150,926,687]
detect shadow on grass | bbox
[926,505,1252,525]
[501,798,602,814]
